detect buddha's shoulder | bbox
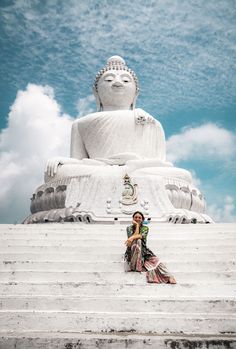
[135,108,161,125]
[72,112,100,125]
[72,109,161,127]
[73,110,135,125]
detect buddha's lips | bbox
[111,85,124,91]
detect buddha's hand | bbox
[45,157,65,177]
[135,108,155,125]
[45,157,80,177]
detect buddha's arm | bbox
[70,121,88,159]
[135,108,166,162]
[45,120,88,178]
[156,119,166,162]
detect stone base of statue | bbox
[23,163,213,224]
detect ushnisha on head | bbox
[93,56,139,111]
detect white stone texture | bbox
[0,223,236,348]
[24,56,212,224]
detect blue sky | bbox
[0,0,235,223]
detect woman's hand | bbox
[132,220,139,227]
[125,237,133,247]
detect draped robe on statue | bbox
[71,109,166,163]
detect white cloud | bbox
[207,195,236,223]
[76,94,96,117]
[166,123,236,163]
[0,84,73,223]
[189,169,202,188]
[0,1,235,115]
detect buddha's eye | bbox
[104,76,114,82]
[123,78,130,83]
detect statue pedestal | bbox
[23,170,213,224]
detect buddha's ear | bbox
[93,87,103,111]
[131,93,138,110]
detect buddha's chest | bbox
[77,111,158,158]
[79,112,137,141]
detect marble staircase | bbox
[0,223,236,348]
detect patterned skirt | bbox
[125,239,174,283]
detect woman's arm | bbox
[131,234,142,240]
[125,222,143,246]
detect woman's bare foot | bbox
[169,277,177,284]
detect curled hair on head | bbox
[132,211,145,222]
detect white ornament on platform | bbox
[24,56,213,224]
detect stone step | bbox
[0,252,124,262]
[1,260,235,272]
[1,251,235,262]
[0,295,235,313]
[0,310,235,334]
[2,230,236,239]
[0,270,146,284]
[2,238,236,247]
[1,282,235,297]
[1,270,235,284]
[0,224,236,238]
[0,332,235,349]
[0,223,235,347]
[1,245,235,253]
[1,222,235,228]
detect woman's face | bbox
[133,213,143,224]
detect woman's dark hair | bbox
[132,211,145,221]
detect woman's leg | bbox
[144,256,176,284]
[129,239,142,272]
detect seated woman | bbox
[125,211,177,284]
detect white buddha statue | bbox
[45,56,169,178]
[24,56,213,224]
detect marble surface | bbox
[24,56,212,224]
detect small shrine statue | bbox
[24,56,213,224]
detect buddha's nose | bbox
[112,80,123,87]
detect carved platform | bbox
[23,173,212,224]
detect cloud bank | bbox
[207,196,236,223]
[0,84,73,223]
[166,123,236,222]
[166,123,236,163]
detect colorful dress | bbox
[125,224,175,283]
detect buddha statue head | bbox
[93,56,139,111]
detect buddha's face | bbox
[97,70,136,110]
